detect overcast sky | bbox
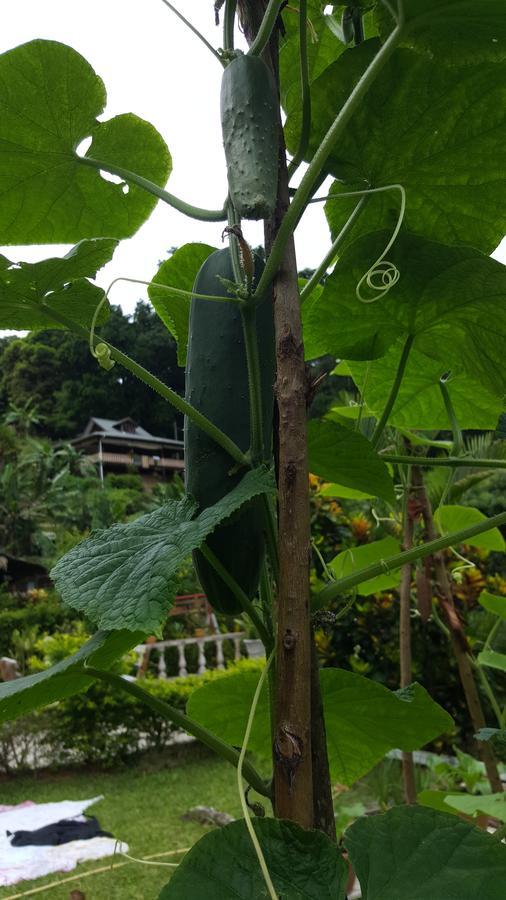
[2,0,505,329]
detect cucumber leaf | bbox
[0,40,171,243]
[0,239,116,330]
[478,591,506,620]
[292,41,506,253]
[434,507,505,552]
[477,650,506,673]
[0,630,144,724]
[159,818,348,899]
[329,537,402,595]
[304,231,506,401]
[51,466,276,633]
[376,0,506,65]
[308,420,395,503]
[345,805,506,900]
[148,243,216,367]
[188,668,452,786]
[347,348,502,430]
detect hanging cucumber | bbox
[185,248,275,614]
[220,52,279,220]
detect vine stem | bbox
[108,275,241,305]
[315,509,506,610]
[200,544,271,649]
[84,666,271,798]
[286,0,310,180]
[159,0,224,63]
[253,21,403,301]
[380,455,506,471]
[399,462,416,804]
[224,0,237,51]
[299,198,367,303]
[241,305,264,464]
[371,334,414,449]
[247,0,285,57]
[237,651,278,900]
[78,155,227,222]
[35,301,248,468]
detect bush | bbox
[0,659,264,772]
[0,594,81,657]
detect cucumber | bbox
[221,52,279,220]
[185,248,275,614]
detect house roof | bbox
[73,417,183,448]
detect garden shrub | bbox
[0,659,264,772]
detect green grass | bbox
[0,746,262,900]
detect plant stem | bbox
[253,21,403,301]
[474,661,504,730]
[315,509,506,610]
[247,0,285,57]
[412,468,503,794]
[36,302,248,467]
[85,666,271,798]
[287,0,310,180]
[159,0,224,63]
[399,463,416,804]
[200,544,271,649]
[224,0,237,51]
[256,4,314,829]
[310,636,336,839]
[380,455,506,471]
[109,275,240,305]
[78,155,227,222]
[241,305,264,464]
[371,334,414,449]
[299,198,367,303]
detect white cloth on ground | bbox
[0,796,128,887]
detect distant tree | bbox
[0,303,185,440]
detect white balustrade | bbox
[134,632,246,680]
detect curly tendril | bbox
[309,183,406,304]
[89,292,115,371]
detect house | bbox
[70,417,184,486]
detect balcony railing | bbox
[134,632,246,679]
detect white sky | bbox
[1,0,505,330]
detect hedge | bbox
[0,659,264,773]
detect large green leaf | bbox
[188,668,452,786]
[0,239,116,330]
[148,243,216,367]
[0,40,171,243]
[345,805,506,900]
[477,650,506,673]
[434,506,505,552]
[376,0,506,64]
[0,630,143,724]
[51,467,275,633]
[159,818,348,899]
[280,1,346,126]
[321,672,452,786]
[289,41,506,253]
[329,536,402,595]
[308,420,395,503]
[303,231,506,400]
[347,347,503,430]
[445,792,506,822]
[478,591,506,620]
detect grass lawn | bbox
[0,746,262,899]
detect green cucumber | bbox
[185,248,275,614]
[221,52,279,221]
